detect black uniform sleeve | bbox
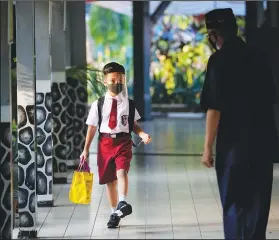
[200,55,223,111]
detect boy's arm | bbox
[132,108,152,144]
[133,121,144,138]
[81,100,98,160]
[133,121,152,144]
[133,107,144,137]
[84,126,97,153]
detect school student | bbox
[80,62,152,228]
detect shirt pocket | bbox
[102,108,110,120]
[118,109,129,127]
[102,113,110,123]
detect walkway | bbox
[13,118,279,239]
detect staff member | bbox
[200,8,278,239]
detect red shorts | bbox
[97,135,133,185]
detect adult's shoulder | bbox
[206,51,223,69]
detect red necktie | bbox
[108,98,117,129]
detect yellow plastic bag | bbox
[69,161,93,204]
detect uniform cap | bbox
[205,8,237,32]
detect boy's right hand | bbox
[139,132,152,144]
[80,150,89,162]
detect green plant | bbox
[150,14,246,111]
[12,64,107,101]
[66,65,107,101]
[87,4,133,100]
[12,119,17,131]
[11,68,16,86]
[88,5,132,49]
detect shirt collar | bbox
[105,91,123,101]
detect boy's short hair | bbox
[103,62,125,75]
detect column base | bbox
[53,177,67,184]
[18,230,37,239]
[37,200,54,208]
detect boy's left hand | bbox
[140,132,152,144]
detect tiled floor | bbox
[13,118,279,239]
[90,118,207,155]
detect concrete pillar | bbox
[50,1,68,183]
[11,4,16,70]
[66,2,88,168]
[133,1,152,121]
[0,2,12,238]
[267,2,279,163]
[16,1,38,238]
[249,1,279,163]
[65,2,71,69]
[245,1,265,44]
[35,2,54,207]
[68,2,86,67]
[267,1,279,28]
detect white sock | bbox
[119,195,127,202]
[111,207,116,214]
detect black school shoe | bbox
[115,201,133,218]
[107,213,121,228]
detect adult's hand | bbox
[202,148,214,168]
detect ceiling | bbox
[89,1,247,17]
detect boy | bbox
[80,62,152,228]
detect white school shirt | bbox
[86,92,141,134]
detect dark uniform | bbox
[201,9,278,240]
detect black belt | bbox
[99,132,143,148]
[100,132,131,139]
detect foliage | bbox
[66,65,106,102]
[88,5,132,47]
[12,64,107,103]
[150,14,246,111]
[86,3,133,102]
[85,4,246,111]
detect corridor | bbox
[13,119,279,239]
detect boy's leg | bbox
[106,180,118,213]
[116,169,128,202]
[114,137,133,218]
[97,137,120,228]
[106,180,121,229]
[114,169,132,218]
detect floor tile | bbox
[146,224,173,239]
[201,230,224,239]
[21,119,279,239]
[173,225,201,239]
